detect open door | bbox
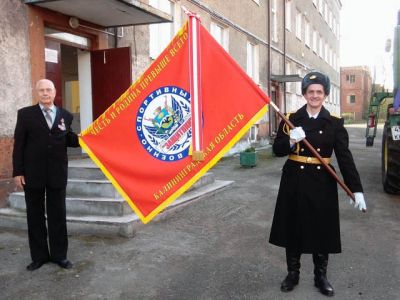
[45,39,63,107]
[91,47,132,120]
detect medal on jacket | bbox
[58,118,66,131]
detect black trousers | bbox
[24,186,68,262]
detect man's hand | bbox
[350,192,367,212]
[290,127,306,143]
[14,176,25,189]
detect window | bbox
[336,88,340,106]
[348,94,356,104]
[329,48,333,66]
[333,51,337,69]
[295,10,302,39]
[149,0,172,59]
[323,2,328,22]
[285,0,292,31]
[332,17,336,35]
[346,74,356,83]
[210,22,229,51]
[336,21,340,39]
[325,42,328,62]
[305,19,310,47]
[247,41,259,83]
[271,0,278,42]
[319,35,323,57]
[285,62,292,92]
[334,86,338,105]
[296,68,302,95]
[312,29,318,53]
[318,0,323,14]
[249,125,258,142]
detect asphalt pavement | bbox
[0,124,399,300]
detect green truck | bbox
[365,10,400,194]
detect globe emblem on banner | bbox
[136,86,192,162]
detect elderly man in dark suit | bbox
[13,79,80,271]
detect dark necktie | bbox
[44,108,53,129]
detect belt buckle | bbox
[306,157,312,163]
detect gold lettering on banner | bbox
[169,31,189,57]
[83,23,189,136]
[153,113,246,201]
[153,160,201,200]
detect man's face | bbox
[304,84,326,110]
[36,80,56,107]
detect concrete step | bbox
[0,180,234,237]
[188,172,214,191]
[68,159,106,180]
[8,192,131,217]
[68,158,215,184]
[66,173,216,198]
[7,170,219,218]
[66,179,121,198]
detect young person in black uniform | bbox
[269,71,366,297]
[13,79,80,271]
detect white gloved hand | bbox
[350,192,367,211]
[289,127,306,143]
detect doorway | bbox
[45,38,84,156]
[44,28,132,156]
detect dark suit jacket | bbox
[12,104,80,188]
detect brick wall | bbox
[0,137,14,207]
[0,137,13,179]
[340,66,372,121]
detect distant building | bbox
[340,66,372,121]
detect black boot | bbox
[280,250,301,292]
[313,253,334,297]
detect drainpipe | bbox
[113,27,118,48]
[267,0,272,136]
[283,0,287,113]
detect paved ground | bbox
[0,124,399,300]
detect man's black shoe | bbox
[26,261,47,271]
[314,275,334,297]
[280,271,299,292]
[54,259,73,269]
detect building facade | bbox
[143,0,342,143]
[340,66,372,121]
[0,0,342,200]
[282,0,341,115]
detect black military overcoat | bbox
[269,105,363,253]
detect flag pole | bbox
[269,101,366,212]
[184,7,204,161]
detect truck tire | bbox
[381,123,400,194]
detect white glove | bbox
[290,127,306,143]
[350,192,367,211]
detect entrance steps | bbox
[0,159,233,237]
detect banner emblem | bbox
[136,86,192,161]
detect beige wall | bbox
[0,0,32,136]
[0,0,32,179]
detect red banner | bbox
[80,21,269,223]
